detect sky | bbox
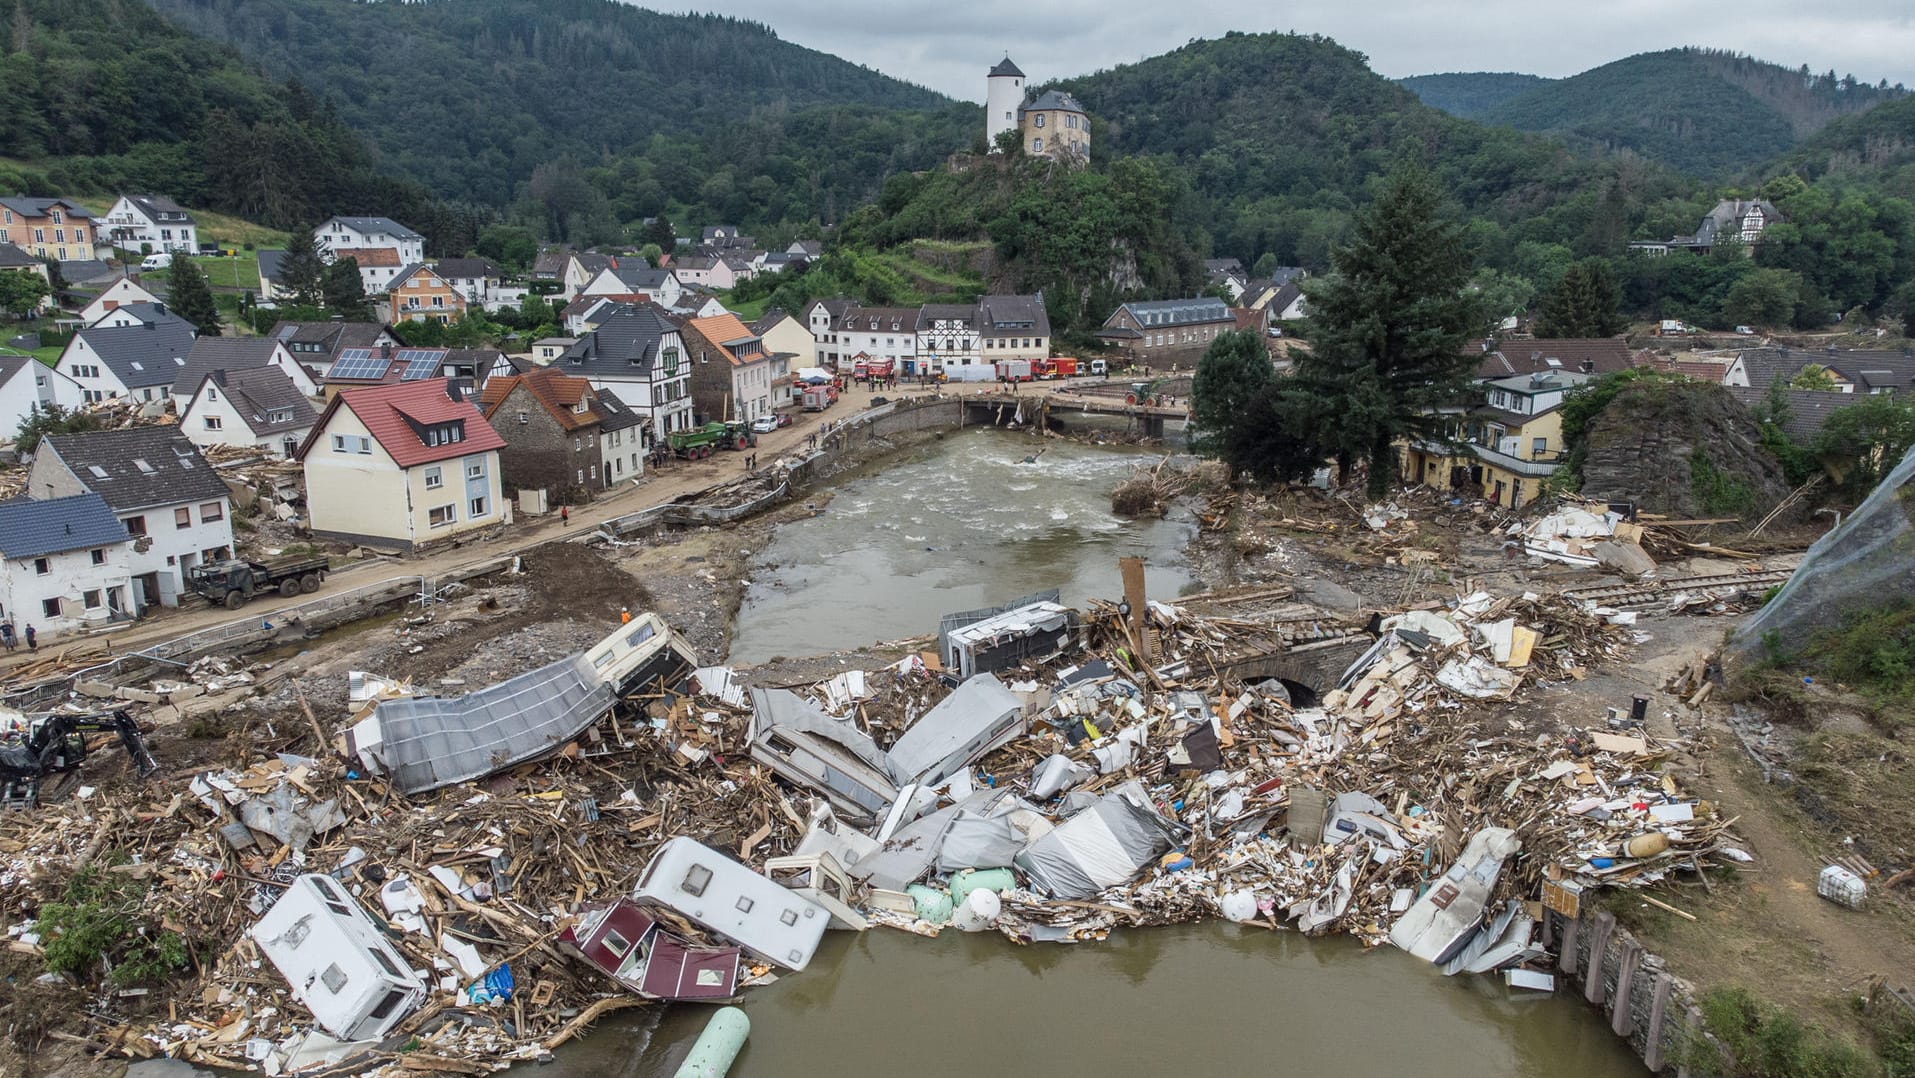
[667,0,1915,101]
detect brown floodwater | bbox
[544,924,1646,1077]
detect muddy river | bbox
[728,430,1198,664]
[555,926,1646,1077]
[616,429,1645,1078]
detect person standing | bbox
[560,506,570,527]
[25,624,37,652]
[1,622,13,653]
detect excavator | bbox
[1,709,157,808]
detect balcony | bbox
[1467,442,1565,479]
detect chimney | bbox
[382,342,394,360]
[444,378,462,403]
[154,301,166,316]
[1580,359,1594,373]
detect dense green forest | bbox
[0,0,463,237]
[1773,95,1915,199]
[1481,49,1905,177]
[141,0,971,233]
[1398,72,1554,120]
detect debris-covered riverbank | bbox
[0,521,1772,1075]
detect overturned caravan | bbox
[347,613,697,796]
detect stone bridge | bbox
[1215,639,1373,706]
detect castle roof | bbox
[990,57,1024,78]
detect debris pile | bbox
[0,586,1755,1074]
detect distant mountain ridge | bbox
[1469,48,1905,176]
[1398,72,1554,120]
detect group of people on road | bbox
[1,621,37,652]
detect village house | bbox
[563,252,613,299]
[594,394,648,487]
[433,257,505,310]
[1628,199,1781,256]
[802,297,853,370]
[178,367,319,459]
[916,303,982,376]
[0,493,136,636]
[681,312,774,423]
[1473,337,1637,381]
[332,247,406,294]
[77,276,161,325]
[51,309,199,406]
[385,264,468,325]
[834,306,920,375]
[316,216,424,265]
[985,59,1090,161]
[700,226,754,250]
[478,367,639,499]
[0,197,96,261]
[532,337,577,363]
[0,354,81,439]
[1402,370,1596,510]
[977,294,1052,364]
[0,243,51,311]
[100,194,198,255]
[580,263,683,309]
[316,343,493,399]
[561,296,622,336]
[552,304,695,437]
[85,301,176,331]
[1723,346,1915,395]
[1094,297,1231,369]
[670,253,745,290]
[751,309,814,408]
[264,321,400,378]
[170,337,318,409]
[256,249,289,302]
[1204,258,1247,301]
[29,427,234,609]
[298,380,506,550]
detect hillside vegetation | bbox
[1399,72,1554,120]
[1484,48,1905,176]
[1774,95,1915,199]
[142,0,973,229]
[0,0,440,233]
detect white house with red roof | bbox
[296,379,507,550]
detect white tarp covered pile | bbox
[1015,783,1182,900]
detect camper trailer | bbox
[942,600,1073,679]
[582,612,700,695]
[633,837,830,970]
[559,898,741,1000]
[885,673,1029,788]
[746,688,899,822]
[250,874,427,1041]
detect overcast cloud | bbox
[662,0,1915,101]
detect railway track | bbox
[1561,568,1793,611]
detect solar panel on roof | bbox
[329,352,392,380]
[400,355,442,380]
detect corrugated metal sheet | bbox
[354,654,612,795]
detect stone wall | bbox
[1557,906,1713,1073]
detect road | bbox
[0,379,933,679]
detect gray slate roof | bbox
[593,390,647,433]
[0,197,93,220]
[990,57,1025,78]
[977,294,1052,337]
[172,337,291,398]
[72,313,199,390]
[324,216,422,240]
[1820,351,1915,393]
[58,259,114,285]
[1111,297,1231,330]
[556,304,681,377]
[434,257,499,279]
[605,264,673,290]
[1023,90,1086,114]
[41,427,230,512]
[1727,385,1867,442]
[121,194,193,224]
[0,493,127,559]
[0,243,38,268]
[257,248,286,285]
[191,367,317,437]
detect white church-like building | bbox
[986,57,1090,161]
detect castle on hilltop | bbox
[986,57,1089,161]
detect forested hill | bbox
[1481,48,1906,177]
[0,0,429,231]
[141,0,969,212]
[1398,72,1554,120]
[1048,32,1692,270]
[1772,95,1915,198]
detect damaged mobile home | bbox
[633,837,831,971]
[939,591,1076,677]
[250,874,428,1042]
[346,614,696,795]
[558,898,742,1001]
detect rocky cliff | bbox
[1580,380,1793,520]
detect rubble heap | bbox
[0,586,1751,1075]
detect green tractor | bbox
[1125,379,1168,407]
[667,422,730,460]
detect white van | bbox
[139,252,172,271]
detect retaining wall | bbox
[1555,906,1712,1074]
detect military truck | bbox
[187,555,330,609]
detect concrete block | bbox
[114,686,164,704]
[75,680,118,699]
[166,684,206,704]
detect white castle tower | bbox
[986,57,1024,151]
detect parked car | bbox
[750,416,778,435]
[139,252,172,271]
[775,413,793,428]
